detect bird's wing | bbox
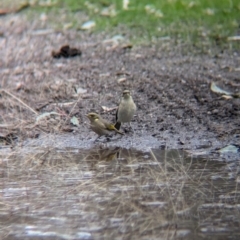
[96,118,108,130]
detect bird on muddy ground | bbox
[115,90,137,131]
[86,112,124,141]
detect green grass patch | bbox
[27,0,240,46]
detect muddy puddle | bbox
[1,143,240,240]
[0,8,240,240]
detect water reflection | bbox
[0,147,239,239]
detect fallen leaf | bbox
[122,43,133,49]
[145,5,164,18]
[30,29,54,36]
[210,82,232,95]
[36,112,60,123]
[101,5,117,17]
[81,20,96,30]
[222,95,233,99]
[0,2,29,15]
[38,0,57,7]
[227,36,240,41]
[103,35,125,45]
[117,77,127,83]
[102,106,117,112]
[219,145,240,154]
[52,45,81,58]
[70,116,80,126]
[76,87,87,94]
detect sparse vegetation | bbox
[56,0,240,44]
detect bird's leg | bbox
[129,122,134,132]
[123,123,134,133]
[128,122,135,132]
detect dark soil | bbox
[0,14,240,157]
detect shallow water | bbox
[0,146,240,240]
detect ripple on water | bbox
[1,147,239,239]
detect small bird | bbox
[86,112,124,140]
[115,90,137,130]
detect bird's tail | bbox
[108,124,124,135]
[114,122,121,130]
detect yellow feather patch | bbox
[108,125,115,130]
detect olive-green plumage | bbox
[86,112,124,137]
[115,90,136,130]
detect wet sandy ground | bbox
[0,12,240,239]
[1,14,240,154]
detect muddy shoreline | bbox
[0,14,239,160]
